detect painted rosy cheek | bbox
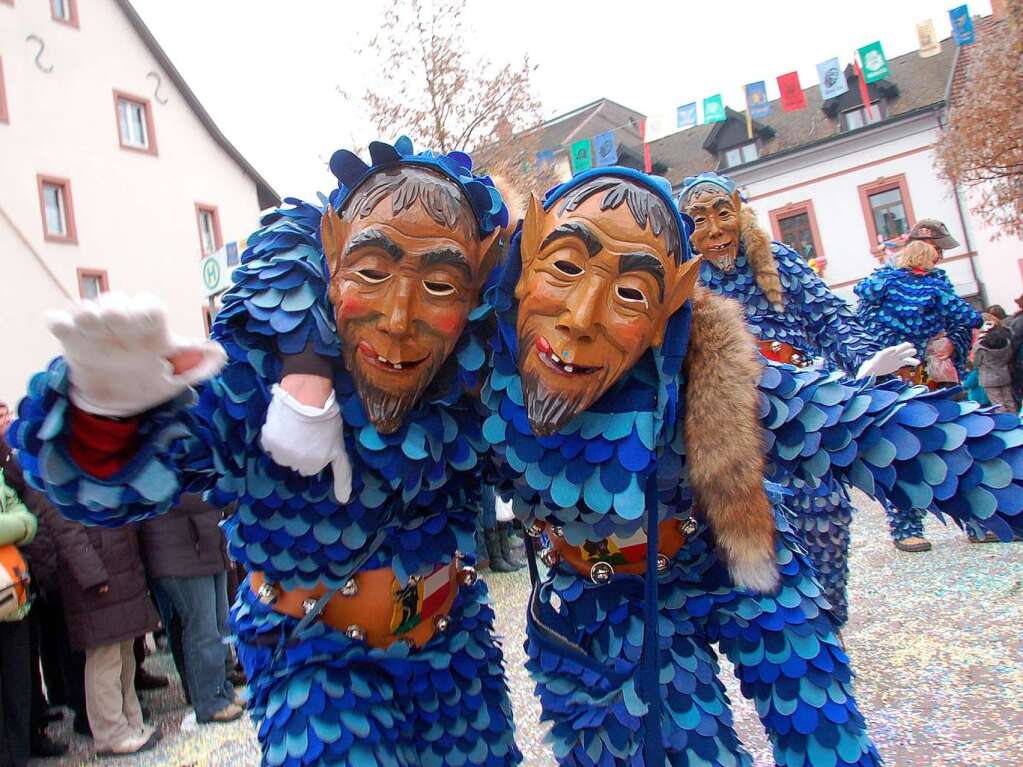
[336,291,373,321]
[430,308,465,336]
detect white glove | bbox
[856,342,920,379]
[260,384,352,504]
[47,292,226,417]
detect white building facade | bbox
[0,0,277,403]
[733,108,1020,308]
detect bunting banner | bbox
[817,58,849,100]
[676,102,698,129]
[777,71,806,112]
[535,149,556,171]
[916,19,942,57]
[745,81,771,119]
[949,5,975,45]
[570,138,593,174]
[852,55,877,123]
[640,118,651,173]
[857,41,890,83]
[703,94,726,123]
[593,131,618,167]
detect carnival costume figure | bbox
[8,138,522,767]
[854,239,983,550]
[480,166,1023,767]
[678,172,918,625]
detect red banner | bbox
[640,118,651,173]
[852,56,877,123]
[777,71,807,112]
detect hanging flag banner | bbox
[916,19,942,57]
[593,131,618,167]
[857,41,890,83]
[535,149,556,171]
[852,56,877,123]
[676,102,698,129]
[703,94,726,123]
[817,58,849,99]
[744,81,771,119]
[949,5,975,45]
[776,71,806,112]
[570,138,593,174]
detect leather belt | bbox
[250,559,470,650]
[528,518,698,584]
[758,339,812,367]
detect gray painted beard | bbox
[342,344,444,435]
[707,251,738,272]
[521,368,590,437]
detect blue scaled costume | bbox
[8,139,521,767]
[683,172,881,626]
[482,167,1023,767]
[483,167,879,767]
[854,264,982,542]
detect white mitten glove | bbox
[47,292,226,417]
[260,384,352,504]
[856,342,920,379]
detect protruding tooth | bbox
[552,354,561,363]
[564,364,574,373]
[394,363,402,370]
[378,355,387,363]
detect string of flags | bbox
[666,3,976,131]
[531,4,978,176]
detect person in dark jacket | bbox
[0,434,70,757]
[139,494,242,724]
[47,507,160,755]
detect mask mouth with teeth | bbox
[514,175,700,437]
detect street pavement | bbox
[35,491,1023,766]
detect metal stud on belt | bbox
[257,582,280,606]
[460,566,478,587]
[434,615,451,633]
[301,597,318,615]
[680,518,698,537]
[589,561,614,584]
[656,554,671,573]
[539,547,560,567]
[550,526,565,538]
[345,624,366,641]
[770,341,783,353]
[340,578,358,597]
[527,521,545,538]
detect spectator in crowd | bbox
[973,322,1017,413]
[0,447,38,767]
[1,432,70,757]
[0,402,11,435]
[133,636,169,693]
[906,218,959,262]
[47,504,161,755]
[139,494,242,724]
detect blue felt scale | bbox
[9,138,522,767]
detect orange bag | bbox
[0,544,30,621]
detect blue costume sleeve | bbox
[709,518,880,767]
[776,245,879,373]
[760,363,1023,540]
[7,198,340,530]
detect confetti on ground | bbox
[37,492,1023,766]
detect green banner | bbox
[570,138,593,174]
[703,94,726,123]
[857,41,890,83]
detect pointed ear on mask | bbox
[320,206,349,279]
[653,256,703,346]
[476,227,502,289]
[515,193,547,301]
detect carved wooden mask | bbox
[322,167,499,434]
[514,180,700,436]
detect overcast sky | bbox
[130,0,992,201]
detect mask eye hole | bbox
[355,269,390,284]
[554,260,583,276]
[423,280,456,297]
[615,286,648,308]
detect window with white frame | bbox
[78,272,107,299]
[51,0,73,22]
[42,182,68,237]
[721,141,758,169]
[842,101,884,131]
[117,97,149,149]
[198,208,218,255]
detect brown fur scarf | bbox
[683,287,779,593]
[739,206,785,312]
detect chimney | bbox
[990,0,1005,18]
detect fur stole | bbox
[684,287,778,592]
[739,206,785,312]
